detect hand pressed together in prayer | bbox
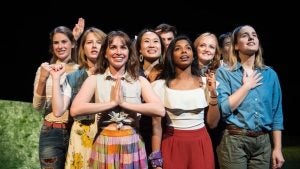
[111,77,124,106]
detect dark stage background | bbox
[1,3,298,135]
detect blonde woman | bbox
[216,25,284,169]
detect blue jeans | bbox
[39,124,70,169]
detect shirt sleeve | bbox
[271,70,284,130]
[62,79,72,98]
[216,67,233,118]
[151,80,165,104]
[32,67,46,110]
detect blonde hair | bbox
[228,25,265,70]
[193,32,221,71]
[77,27,107,68]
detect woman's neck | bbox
[143,59,159,70]
[240,54,255,76]
[175,67,193,80]
[58,55,72,63]
[198,59,210,68]
[87,60,96,68]
[87,60,96,75]
[223,56,229,64]
[170,67,199,90]
[109,66,126,77]
[240,54,255,70]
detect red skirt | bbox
[162,127,214,169]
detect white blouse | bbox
[152,80,208,130]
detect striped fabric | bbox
[89,129,148,169]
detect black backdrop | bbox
[1,2,298,135]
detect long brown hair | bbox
[49,26,77,64]
[77,27,107,69]
[96,30,140,80]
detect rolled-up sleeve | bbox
[216,68,233,118]
[271,73,284,130]
[32,67,46,110]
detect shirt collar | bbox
[104,68,133,83]
[233,62,263,73]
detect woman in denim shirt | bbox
[216,25,284,169]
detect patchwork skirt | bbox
[89,128,148,169]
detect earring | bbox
[139,55,144,62]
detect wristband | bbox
[148,151,163,168]
[150,158,163,168]
[209,102,218,106]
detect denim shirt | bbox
[216,63,284,131]
[65,68,93,121]
[66,68,89,104]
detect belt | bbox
[226,125,267,137]
[78,119,94,125]
[44,120,68,129]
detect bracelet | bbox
[148,151,163,168]
[150,158,163,168]
[209,102,218,106]
[39,80,47,83]
[210,95,217,98]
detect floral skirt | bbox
[65,120,97,169]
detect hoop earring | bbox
[139,55,144,62]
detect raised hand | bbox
[72,17,85,41]
[205,69,217,92]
